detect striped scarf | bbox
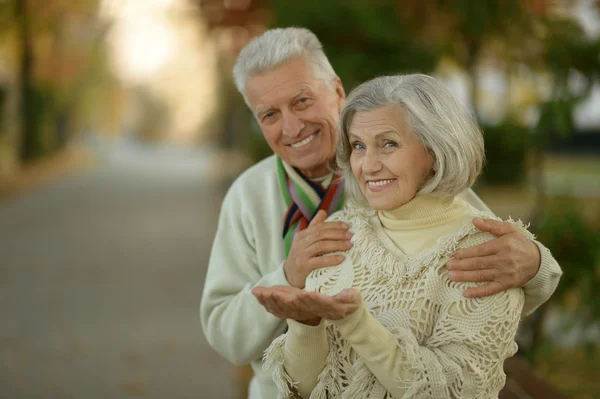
[276,157,346,256]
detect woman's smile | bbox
[366,179,397,192]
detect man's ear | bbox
[334,77,346,111]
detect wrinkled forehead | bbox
[245,58,327,111]
[348,105,409,137]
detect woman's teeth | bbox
[368,179,395,187]
[291,134,316,148]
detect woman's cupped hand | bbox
[251,285,361,326]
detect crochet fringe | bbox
[339,206,533,286]
[262,334,298,398]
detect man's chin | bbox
[289,158,331,177]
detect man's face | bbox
[245,57,345,178]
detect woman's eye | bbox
[383,141,398,148]
[351,142,364,150]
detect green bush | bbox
[527,198,600,363]
[535,199,600,313]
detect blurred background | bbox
[0,0,599,398]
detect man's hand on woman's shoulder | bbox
[445,218,541,298]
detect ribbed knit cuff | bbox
[529,241,562,290]
[285,319,328,360]
[522,241,563,316]
[331,304,366,334]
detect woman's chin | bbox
[366,199,395,211]
[365,196,412,211]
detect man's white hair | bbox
[337,74,485,203]
[233,27,337,105]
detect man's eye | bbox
[264,112,275,119]
[296,98,311,107]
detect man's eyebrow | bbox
[256,107,274,117]
[291,88,308,100]
[255,88,310,116]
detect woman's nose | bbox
[362,150,382,174]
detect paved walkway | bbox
[0,141,237,398]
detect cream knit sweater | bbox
[264,195,530,398]
[202,156,562,399]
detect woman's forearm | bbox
[283,319,330,398]
[333,289,523,398]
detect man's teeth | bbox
[368,179,395,187]
[291,134,316,148]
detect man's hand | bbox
[284,210,353,289]
[446,218,541,298]
[251,285,361,325]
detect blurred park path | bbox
[0,138,238,398]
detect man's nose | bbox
[282,109,305,138]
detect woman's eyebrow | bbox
[349,130,399,140]
[374,130,399,139]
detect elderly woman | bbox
[252,74,530,398]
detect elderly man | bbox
[201,27,562,399]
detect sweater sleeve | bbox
[263,256,353,398]
[456,189,563,318]
[521,240,563,316]
[456,188,492,213]
[282,320,329,398]
[200,183,290,365]
[331,232,524,398]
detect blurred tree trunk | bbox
[15,0,37,161]
[464,38,481,120]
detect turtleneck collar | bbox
[378,194,468,230]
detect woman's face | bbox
[349,105,434,211]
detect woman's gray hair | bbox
[337,74,484,203]
[233,27,337,105]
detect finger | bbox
[271,292,304,320]
[297,291,332,315]
[450,239,503,261]
[306,240,352,257]
[272,291,314,320]
[448,268,499,283]
[303,292,350,319]
[463,281,505,298]
[251,286,268,296]
[253,293,268,308]
[305,227,353,243]
[308,210,328,227]
[256,293,282,316]
[269,285,304,295]
[445,255,500,271]
[472,218,517,237]
[306,292,356,319]
[307,254,346,269]
[333,288,361,304]
[263,290,282,308]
